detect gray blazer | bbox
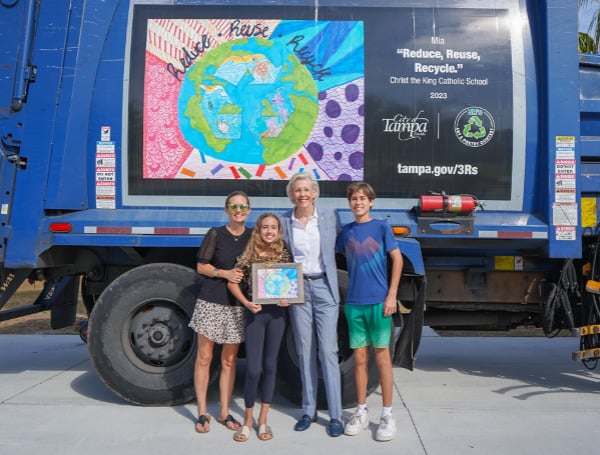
[281,206,341,303]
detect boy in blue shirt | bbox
[335,182,403,442]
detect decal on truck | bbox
[145,19,364,183]
[126,5,520,204]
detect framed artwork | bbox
[252,262,304,304]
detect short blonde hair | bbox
[286,172,320,202]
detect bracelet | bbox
[212,268,219,277]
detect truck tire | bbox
[88,263,200,406]
[276,306,379,409]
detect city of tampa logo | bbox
[454,107,495,147]
[382,111,429,141]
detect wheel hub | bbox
[129,302,194,367]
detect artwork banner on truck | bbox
[127,4,518,202]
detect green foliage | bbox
[579,0,600,54]
[579,32,598,53]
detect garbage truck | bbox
[1,0,600,406]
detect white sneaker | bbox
[344,408,369,436]
[375,414,397,442]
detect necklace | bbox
[226,225,245,241]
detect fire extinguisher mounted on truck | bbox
[1,0,600,406]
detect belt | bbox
[303,273,325,281]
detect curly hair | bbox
[236,213,286,268]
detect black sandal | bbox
[217,414,241,430]
[195,414,211,433]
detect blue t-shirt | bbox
[335,218,398,305]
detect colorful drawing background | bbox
[143,18,365,181]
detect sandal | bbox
[195,414,211,433]
[233,425,251,442]
[217,414,241,431]
[258,423,273,441]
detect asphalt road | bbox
[1,330,599,455]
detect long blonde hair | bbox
[237,213,286,267]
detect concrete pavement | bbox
[1,330,599,455]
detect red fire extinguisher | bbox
[418,194,481,214]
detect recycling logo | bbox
[454,107,495,147]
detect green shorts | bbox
[344,302,392,349]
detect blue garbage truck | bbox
[1,0,599,406]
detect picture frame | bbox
[252,262,304,304]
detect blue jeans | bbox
[289,277,342,419]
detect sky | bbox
[579,2,598,33]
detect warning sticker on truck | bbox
[552,202,578,240]
[554,137,576,203]
[555,226,576,241]
[96,141,116,209]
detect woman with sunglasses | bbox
[188,191,252,434]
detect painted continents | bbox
[179,38,319,165]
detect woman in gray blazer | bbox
[281,172,343,438]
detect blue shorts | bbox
[344,302,392,349]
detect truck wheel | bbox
[88,263,200,406]
[276,307,379,409]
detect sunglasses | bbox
[227,203,250,211]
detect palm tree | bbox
[579,0,600,53]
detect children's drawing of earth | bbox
[263,270,293,298]
[179,37,318,165]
